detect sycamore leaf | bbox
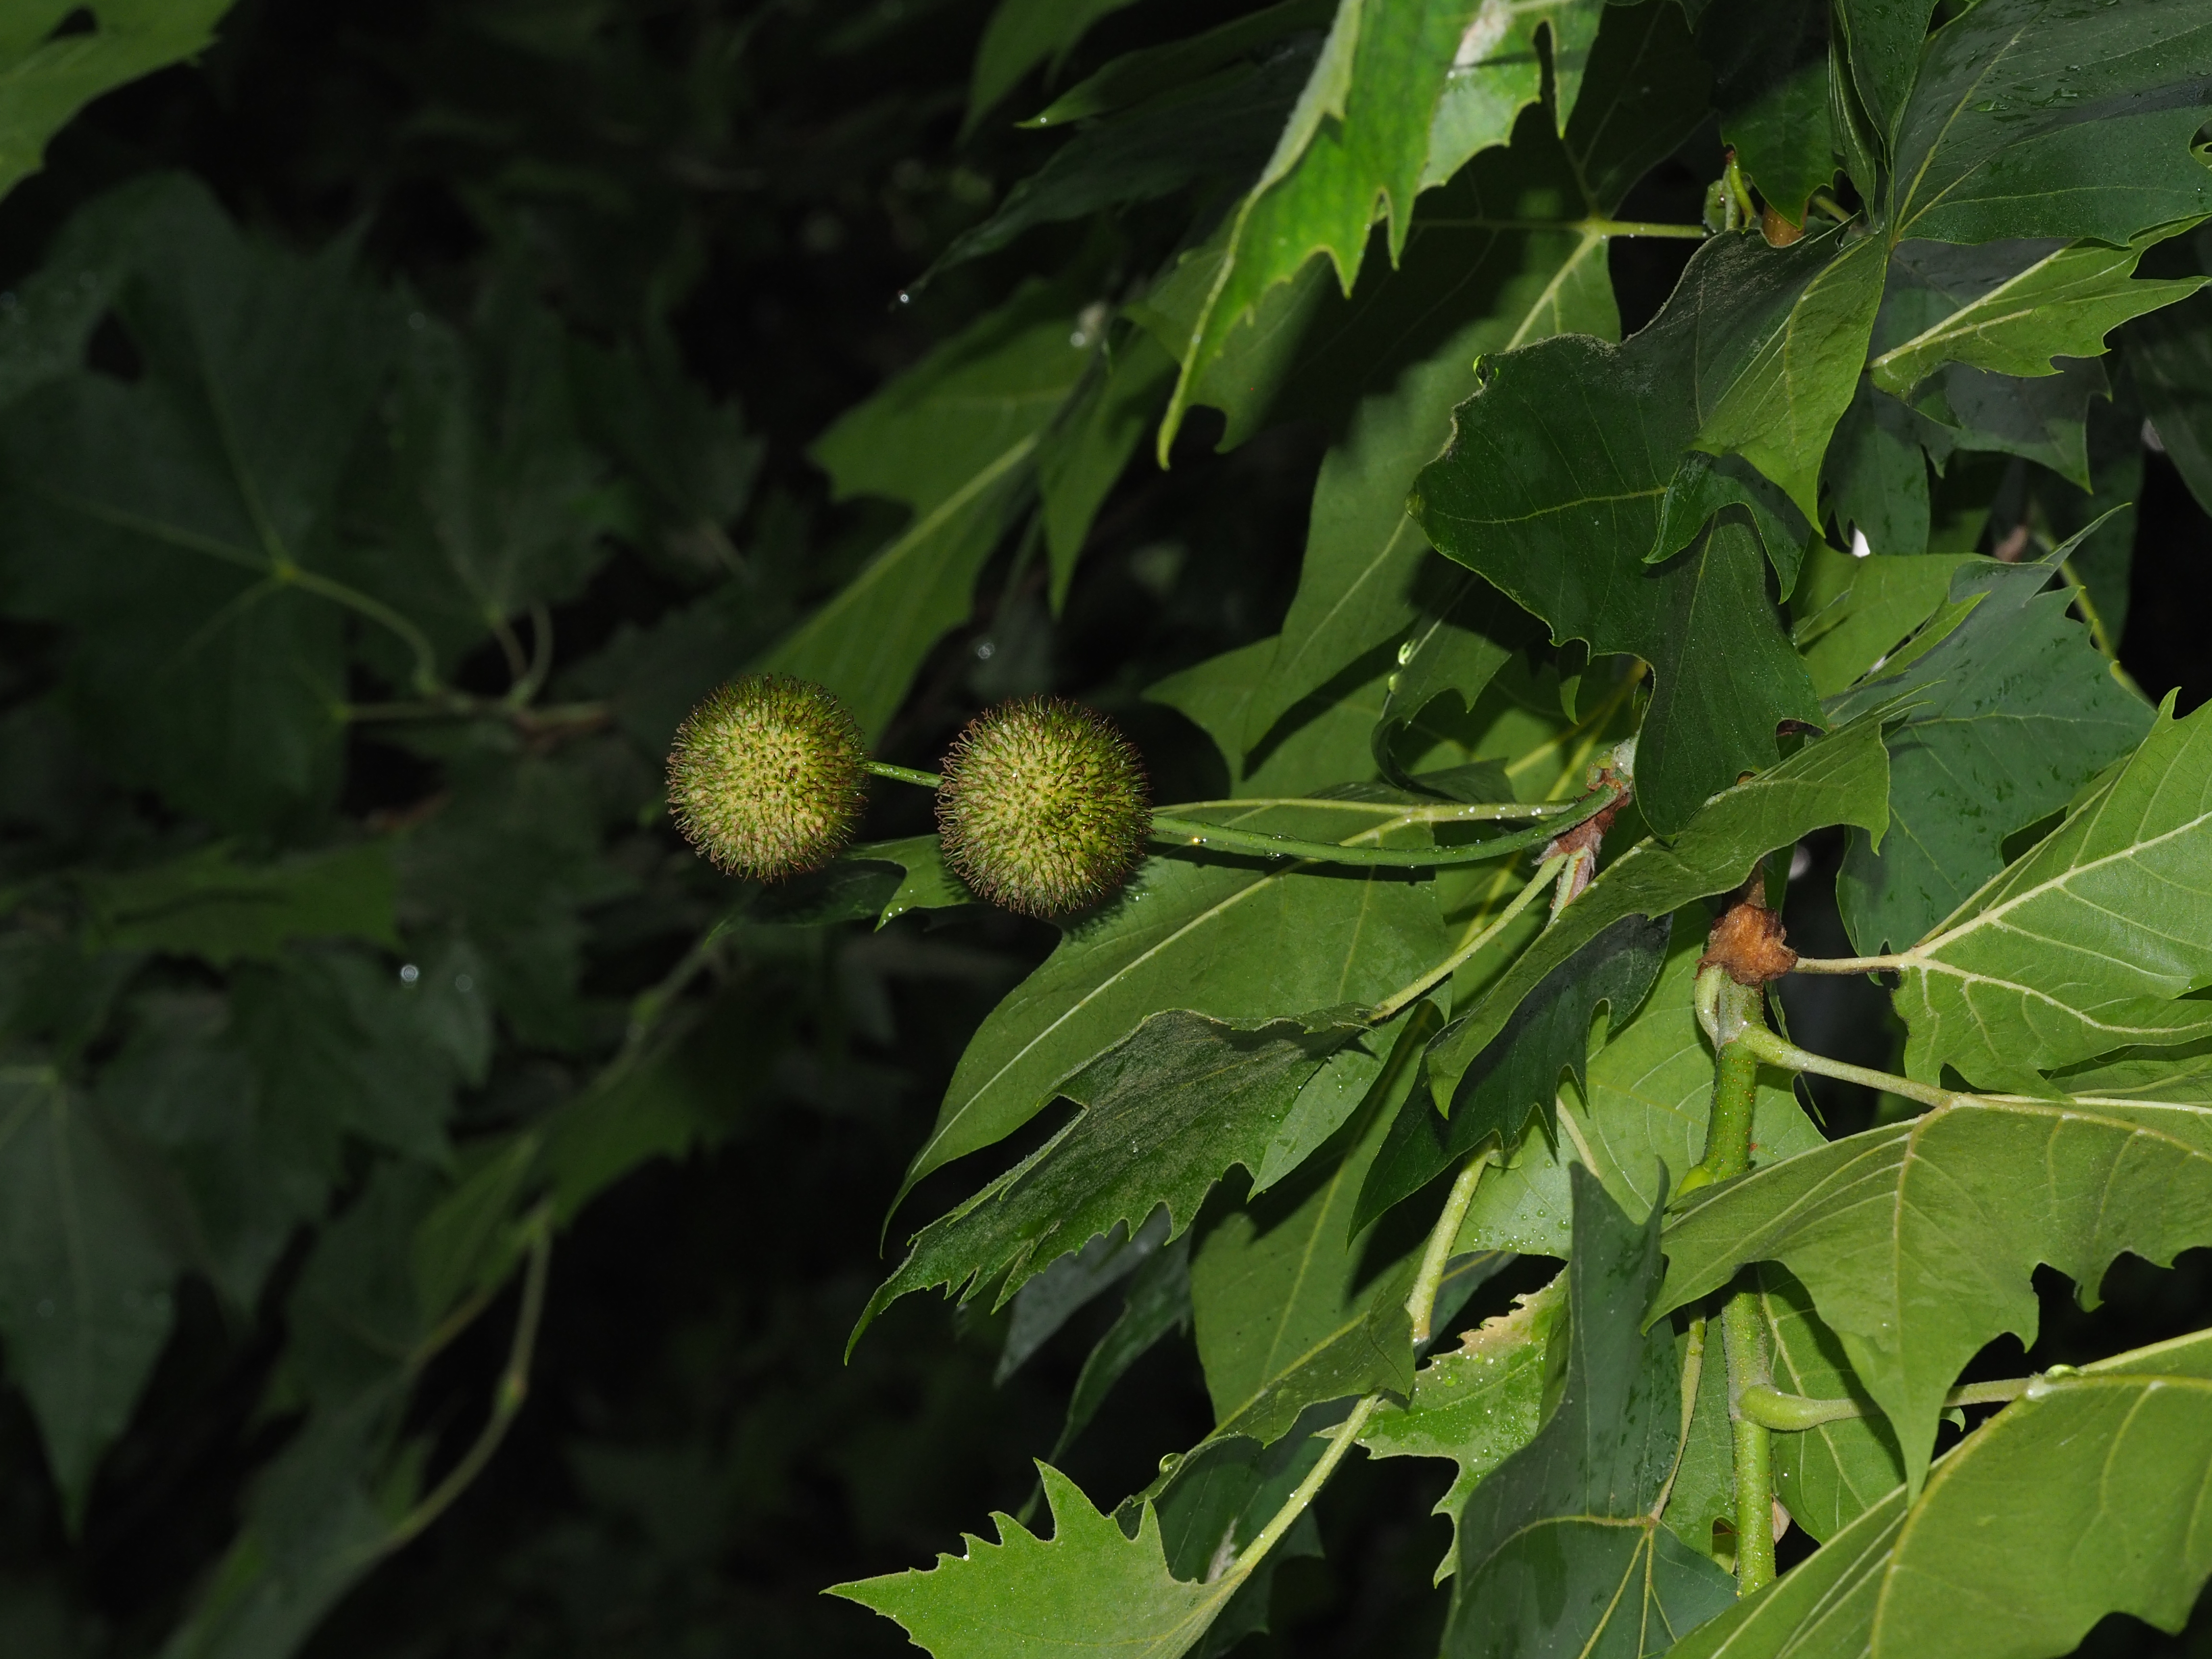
[1669,1327,2212,1659]
[1818,381,1934,559]
[1038,328,1176,609]
[1191,1054,1420,1446]
[1054,1234,1192,1456]
[1657,1089,2212,1495]
[939,52,1310,279]
[1025,1,1337,128]
[830,1463,1244,1659]
[1443,912,1824,1254]
[1414,721,1888,1137]
[1888,0,2212,247]
[1696,0,1831,226]
[1880,697,2212,1091]
[0,175,393,832]
[1157,0,1483,457]
[0,1070,182,1528]
[1000,1208,1172,1384]
[340,285,617,682]
[1358,913,1672,1233]
[79,843,397,966]
[904,797,1443,1196]
[1421,0,1609,190]
[1832,0,1935,153]
[2130,289,2212,516]
[864,1007,1383,1337]
[1410,228,1876,828]
[1869,236,2205,400]
[1829,545,2152,955]
[965,0,1145,130]
[0,2,237,203]
[1359,1272,1563,1582]
[767,281,1094,739]
[1788,542,1969,694]
[1240,2,1708,752]
[1443,1165,1736,1658]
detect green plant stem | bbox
[1694,963,1777,1596]
[1405,1156,1491,1343]
[1147,790,1613,869]
[1721,1291,1776,1594]
[862,760,944,787]
[1729,1021,1960,1112]
[383,1206,553,1553]
[1224,1112,1504,1582]
[1738,1376,2033,1431]
[1368,854,1564,1024]
[1786,952,1906,975]
[1691,967,1766,1185]
[1229,1392,1382,1578]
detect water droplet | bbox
[399,962,420,984]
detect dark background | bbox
[3,2,2208,1656]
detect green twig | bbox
[1405,1155,1492,1343]
[1738,1376,2033,1431]
[382,1206,553,1553]
[1368,854,1564,1024]
[1721,1291,1776,1593]
[1693,963,1778,1596]
[863,760,944,788]
[1229,1393,1381,1577]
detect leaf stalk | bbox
[1404,1154,1492,1343]
[1737,1376,2032,1432]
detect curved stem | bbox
[1229,1393,1381,1577]
[1731,1022,1959,1112]
[1788,953,1908,975]
[1406,1156,1491,1343]
[384,1207,553,1552]
[1739,1376,2032,1432]
[1368,854,1564,1023]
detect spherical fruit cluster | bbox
[938,697,1150,918]
[667,674,866,880]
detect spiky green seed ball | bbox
[667,674,866,880]
[937,697,1150,918]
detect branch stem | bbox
[1695,964,1777,1596]
[863,760,943,787]
[1788,953,1908,975]
[1738,1376,2032,1431]
[1731,1022,1960,1112]
[1721,1291,1777,1594]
